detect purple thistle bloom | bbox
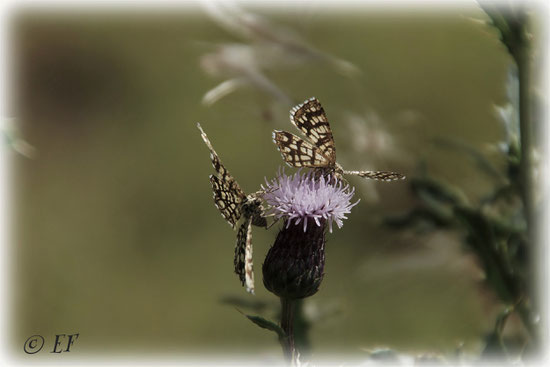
[263,170,360,232]
[262,169,359,300]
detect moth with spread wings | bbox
[197,123,267,294]
[272,97,406,182]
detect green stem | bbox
[512,11,540,346]
[516,33,534,255]
[280,297,297,365]
[292,299,311,358]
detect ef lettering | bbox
[51,333,79,353]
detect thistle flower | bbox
[261,170,359,300]
[263,170,360,233]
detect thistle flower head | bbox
[263,169,360,233]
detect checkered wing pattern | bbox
[209,175,244,229]
[272,130,330,168]
[235,216,255,294]
[198,123,244,195]
[290,97,336,164]
[345,170,406,181]
[274,98,406,182]
[198,123,248,228]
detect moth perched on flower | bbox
[197,123,267,294]
[272,97,406,182]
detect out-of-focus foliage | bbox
[199,1,359,107]
[2,118,36,158]
[386,2,542,361]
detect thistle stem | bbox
[516,33,543,352]
[507,8,540,344]
[280,297,297,365]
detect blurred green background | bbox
[11,2,513,361]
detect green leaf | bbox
[482,307,513,357]
[244,314,286,339]
[411,176,468,206]
[432,136,505,183]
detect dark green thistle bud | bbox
[263,218,326,299]
[262,170,359,299]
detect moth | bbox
[197,123,267,294]
[273,97,405,182]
